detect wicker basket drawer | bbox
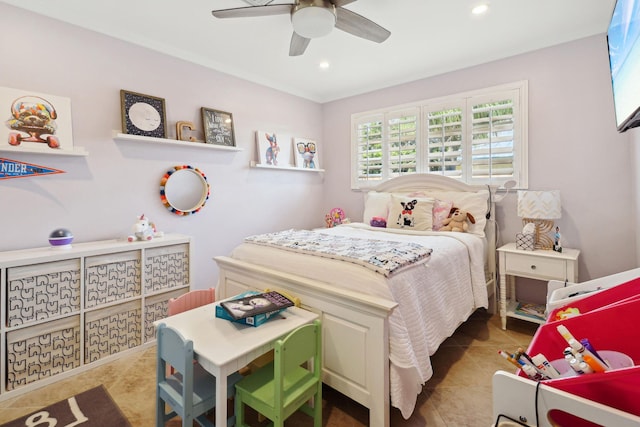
[143,288,188,343]
[6,316,80,390]
[144,244,189,293]
[85,251,141,308]
[85,300,141,363]
[7,260,81,327]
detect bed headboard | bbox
[369,173,497,311]
[370,173,496,235]
[373,173,490,194]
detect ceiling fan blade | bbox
[212,4,293,19]
[332,0,358,7]
[290,32,311,56]
[335,7,390,43]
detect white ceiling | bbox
[2,0,615,103]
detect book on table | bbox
[216,290,295,326]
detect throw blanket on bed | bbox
[244,229,432,277]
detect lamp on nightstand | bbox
[517,190,561,250]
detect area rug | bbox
[1,385,131,427]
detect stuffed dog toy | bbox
[6,96,59,147]
[440,207,475,232]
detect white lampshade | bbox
[517,190,562,219]
[291,4,336,39]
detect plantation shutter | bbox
[468,89,519,184]
[425,103,464,178]
[387,108,419,178]
[354,114,384,184]
[350,81,527,190]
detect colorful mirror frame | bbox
[160,165,210,215]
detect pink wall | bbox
[321,35,636,284]
[0,4,325,289]
[1,3,636,291]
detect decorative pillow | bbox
[432,199,454,231]
[362,191,392,226]
[387,194,434,231]
[419,190,489,236]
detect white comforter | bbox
[231,223,488,418]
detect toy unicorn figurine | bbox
[128,214,163,242]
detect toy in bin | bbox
[216,290,296,327]
[548,276,640,322]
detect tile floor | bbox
[0,310,538,426]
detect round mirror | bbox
[160,165,210,215]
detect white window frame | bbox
[351,81,528,190]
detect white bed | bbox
[214,174,497,427]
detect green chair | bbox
[234,319,322,427]
[156,323,242,427]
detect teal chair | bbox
[156,323,242,427]
[234,319,322,427]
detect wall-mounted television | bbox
[607,0,640,132]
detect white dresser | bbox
[0,234,191,400]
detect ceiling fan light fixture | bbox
[291,4,336,39]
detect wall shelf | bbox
[0,145,88,157]
[113,131,243,151]
[249,161,324,173]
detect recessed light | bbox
[472,4,489,15]
[319,61,330,69]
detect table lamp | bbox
[517,190,561,250]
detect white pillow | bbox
[420,190,489,236]
[387,194,435,231]
[362,191,392,225]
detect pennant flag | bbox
[0,158,65,179]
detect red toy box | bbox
[548,276,640,322]
[522,296,640,425]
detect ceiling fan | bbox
[211,0,391,56]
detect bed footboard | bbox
[214,256,398,427]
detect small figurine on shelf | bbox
[553,226,562,253]
[128,214,163,242]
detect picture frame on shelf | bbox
[294,137,319,169]
[120,90,167,138]
[0,86,76,153]
[255,130,291,166]
[201,107,235,147]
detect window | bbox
[351,81,528,189]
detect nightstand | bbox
[497,243,580,330]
